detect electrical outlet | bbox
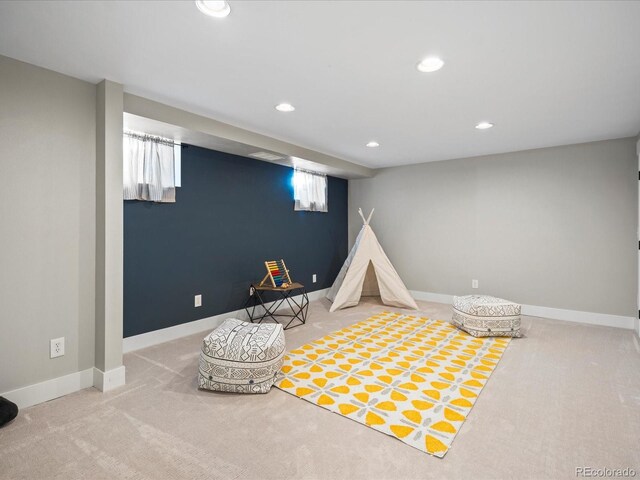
[50,337,65,358]
[472,279,479,289]
[194,294,202,307]
[312,274,317,283]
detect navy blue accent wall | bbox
[123,145,348,338]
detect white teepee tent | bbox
[326,208,418,312]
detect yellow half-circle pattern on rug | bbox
[390,425,414,438]
[463,379,483,388]
[364,384,383,393]
[403,409,422,423]
[391,390,408,402]
[416,366,434,374]
[365,411,386,426]
[275,312,510,458]
[431,381,450,390]
[431,421,456,433]
[450,398,473,408]
[279,379,294,389]
[338,403,360,415]
[444,408,466,422]
[318,394,335,406]
[425,435,448,454]
[354,392,370,403]
[411,399,434,410]
[376,401,397,412]
[331,385,350,394]
[313,378,327,388]
[459,387,478,398]
[398,382,418,391]
[423,389,440,401]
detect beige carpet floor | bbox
[1,298,639,480]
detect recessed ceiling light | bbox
[366,141,380,148]
[195,0,231,18]
[417,57,444,73]
[275,103,295,112]
[475,122,494,130]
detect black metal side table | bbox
[244,282,309,330]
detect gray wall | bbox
[0,56,96,393]
[350,138,638,318]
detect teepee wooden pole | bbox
[358,208,367,224]
[366,208,375,224]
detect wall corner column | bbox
[95,80,125,391]
[636,135,640,339]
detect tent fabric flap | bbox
[327,223,418,312]
[326,225,365,303]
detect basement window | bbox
[293,168,328,212]
[123,132,181,203]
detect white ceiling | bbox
[1,1,639,168]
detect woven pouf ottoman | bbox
[198,318,285,394]
[452,295,522,337]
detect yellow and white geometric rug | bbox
[276,312,510,457]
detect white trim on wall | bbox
[123,307,246,353]
[93,366,126,392]
[410,290,636,330]
[636,136,640,339]
[1,368,95,409]
[123,288,330,353]
[1,365,127,410]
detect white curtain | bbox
[293,169,328,212]
[123,133,176,203]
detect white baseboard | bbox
[1,368,94,409]
[93,365,126,392]
[123,307,245,353]
[410,290,636,330]
[410,291,455,305]
[1,364,128,409]
[519,304,635,330]
[123,288,329,353]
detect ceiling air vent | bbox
[249,151,284,161]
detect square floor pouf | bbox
[198,318,286,394]
[452,295,522,337]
